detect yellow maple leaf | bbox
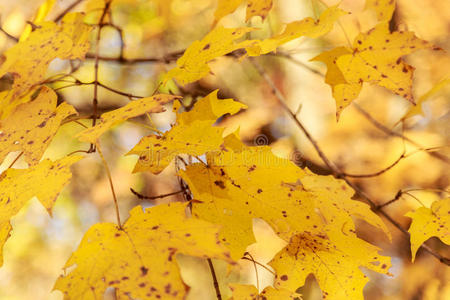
[54,202,234,300]
[247,5,347,56]
[213,0,273,24]
[405,198,450,262]
[0,86,77,165]
[128,91,246,174]
[365,0,396,23]
[76,94,178,143]
[311,47,362,120]
[314,23,436,119]
[0,13,92,97]
[163,26,255,86]
[0,155,82,266]
[229,284,301,299]
[271,231,391,300]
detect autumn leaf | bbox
[229,284,301,299]
[0,86,77,166]
[76,94,178,143]
[405,198,450,262]
[181,136,389,260]
[163,26,255,86]
[313,22,437,118]
[0,13,91,97]
[271,231,391,300]
[128,91,246,174]
[54,202,234,300]
[0,155,82,266]
[213,0,273,24]
[365,0,396,23]
[247,5,347,56]
[311,47,362,120]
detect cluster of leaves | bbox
[0,0,448,299]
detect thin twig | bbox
[90,2,111,152]
[353,103,450,165]
[7,152,23,169]
[0,25,18,42]
[130,188,185,200]
[243,252,260,292]
[207,258,222,300]
[240,257,276,275]
[96,142,122,228]
[342,151,405,178]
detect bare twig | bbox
[96,142,122,228]
[342,151,405,178]
[130,188,185,200]
[7,152,23,169]
[207,259,222,300]
[0,25,18,42]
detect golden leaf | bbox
[365,0,396,22]
[0,13,92,97]
[163,26,255,85]
[0,155,82,266]
[76,94,178,143]
[54,202,234,300]
[213,0,273,24]
[405,198,450,262]
[0,86,77,165]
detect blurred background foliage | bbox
[0,0,448,299]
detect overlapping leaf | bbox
[163,26,255,85]
[0,86,77,165]
[271,231,391,300]
[0,13,91,97]
[314,23,437,118]
[76,94,178,143]
[229,284,300,299]
[214,0,273,24]
[0,155,82,266]
[181,136,389,262]
[128,91,246,174]
[54,202,234,300]
[406,198,450,262]
[246,5,347,56]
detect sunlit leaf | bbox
[0,155,82,266]
[406,198,450,262]
[0,86,77,165]
[0,13,92,97]
[214,0,273,24]
[247,5,347,56]
[54,202,234,300]
[365,0,396,22]
[76,94,178,143]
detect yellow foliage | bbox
[314,23,436,118]
[247,5,347,56]
[0,13,92,98]
[128,91,246,174]
[77,94,179,143]
[0,86,77,165]
[365,0,396,22]
[54,202,234,300]
[0,155,82,266]
[163,26,255,86]
[214,0,273,24]
[406,198,450,262]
